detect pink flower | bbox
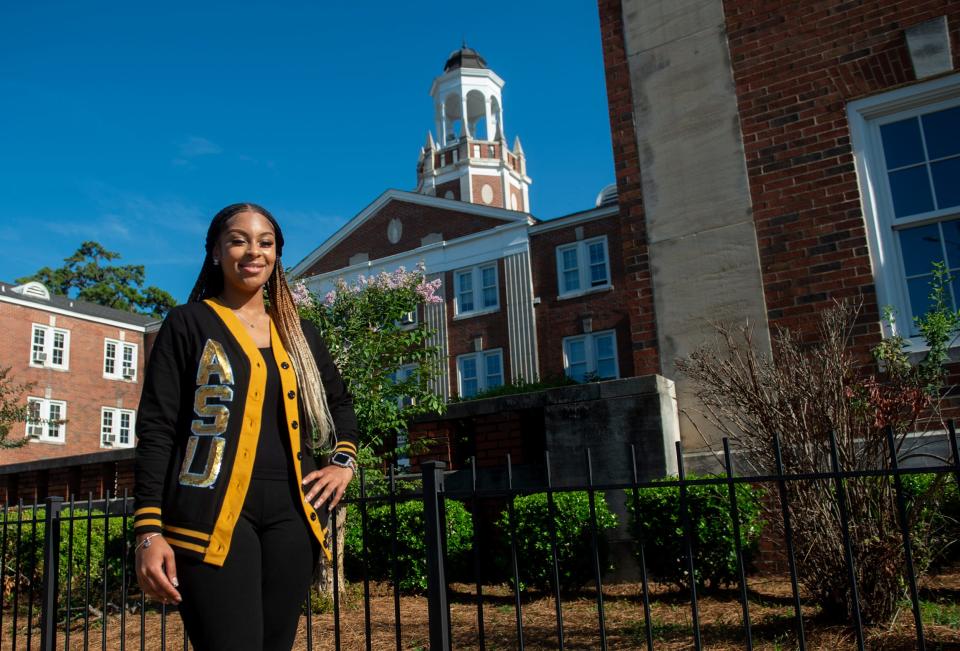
[291,282,314,308]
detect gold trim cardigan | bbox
[133,299,359,565]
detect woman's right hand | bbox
[135,535,182,605]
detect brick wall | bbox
[0,451,135,505]
[471,174,505,208]
[530,217,634,379]
[597,0,660,376]
[0,301,145,464]
[303,200,509,276]
[435,179,461,201]
[722,1,960,348]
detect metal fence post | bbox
[41,496,64,651]
[422,461,450,651]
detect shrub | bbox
[901,472,960,566]
[626,477,764,591]
[1,507,133,608]
[495,491,618,593]
[343,498,473,593]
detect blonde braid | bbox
[267,261,336,450]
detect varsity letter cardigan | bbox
[133,299,359,565]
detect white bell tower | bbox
[416,46,531,212]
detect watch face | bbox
[331,452,352,466]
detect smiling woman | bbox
[133,203,360,651]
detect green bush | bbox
[344,498,473,593]
[1,507,133,607]
[496,491,618,593]
[901,472,960,566]
[626,476,764,590]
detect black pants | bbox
[175,478,319,651]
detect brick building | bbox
[597,0,959,451]
[290,48,634,400]
[0,280,155,466]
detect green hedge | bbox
[344,498,474,593]
[496,491,618,593]
[1,508,133,606]
[901,472,960,566]
[626,476,764,590]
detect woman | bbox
[133,203,358,650]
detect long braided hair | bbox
[188,203,335,449]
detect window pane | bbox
[899,224,943,277]
[102,410,113,437]
[566,361,588,382]
[457,271,474,311]
[460,357,477,380]
[889,165,934,217]
[561,248,578,271]
[32,327,45,361]
[105,342,116,374]
[880,117,925,169]
[942,219,960,269]
[590,262,608,286]
[588,242,606,265]
[921,106,960,160]
[120,412,131,444]
[596,358,617,379]
[481,266,496,288]
[595,334,615,360]
[563,269,580,292]
[47,404,61,438]
[931,157,960,210]
[52,332,65,366]
[27,400,43,437]
[482,286,497,307]
[457,271,472,291]
[907,275,936,323]
[461,378,479,397]
[485,352,502,388]
[566,339,586,365]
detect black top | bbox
[443,46,488,72]
[252,346,293,480]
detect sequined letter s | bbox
[179,340,234,487]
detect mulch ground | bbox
[3,568,958,649]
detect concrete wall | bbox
[618,0,772,450]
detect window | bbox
[388,364,417,408]
[849,76,960,339]
[397,309,418,329]
[563,331,619,382]
[457,349,504,398]
[29,324,70,370]
[454,263,499,316]
[25,397,66,443]
[556,237,611,297]
[101,407,136,448]
[104,339,138,380]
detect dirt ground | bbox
[3,569,958,650]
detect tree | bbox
[0,367,32,449]
[294,263,446,464]
[16,241,176,318]
[294,263,446,600]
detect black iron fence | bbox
[2,423,959,650]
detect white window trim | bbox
[29,324,70,371]
[103,338,139,381]
[556,236,612,298]
[453,262,500,318]
[848,73,960,351]
[25,397,67,444]
[562,330,620,381]
[100,407,136,448]
[397,309,418,331]
[456,348,505,398]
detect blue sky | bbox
[0,2,614,303]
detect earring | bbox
[212,259,220,266]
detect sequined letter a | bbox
[179,339,234,487]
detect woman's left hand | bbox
[302,465,354,511]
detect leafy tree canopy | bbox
[0,366,31,449]
[16,241,176,318]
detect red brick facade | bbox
[530,215,634,380]
[0,296,148,466]
[723,1,960,348]
[470,174,505,208]
[302,199,510,276]
[597,0,661,375]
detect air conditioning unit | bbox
[33,352,47,363]
[122,368,134,379]
[103,434,116,445]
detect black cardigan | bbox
[133,299,359,565]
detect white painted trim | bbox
[847,73,960,347]
[103,338,139,382]
[25,397,67,444]
[562,330,620,381]
[29,323,71,371]
[453,262,500,317]
[287,188,532,279]
[556,236,612,298]
[456,348,505,398]
[299,220,532,292]
[529,205,619,234]
[0,294,150,332]
[556,285,616,302]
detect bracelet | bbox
[134,533,162,554]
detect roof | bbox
[0,281,158,328]
[444,46,488,72]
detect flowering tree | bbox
[293,263,445,466]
